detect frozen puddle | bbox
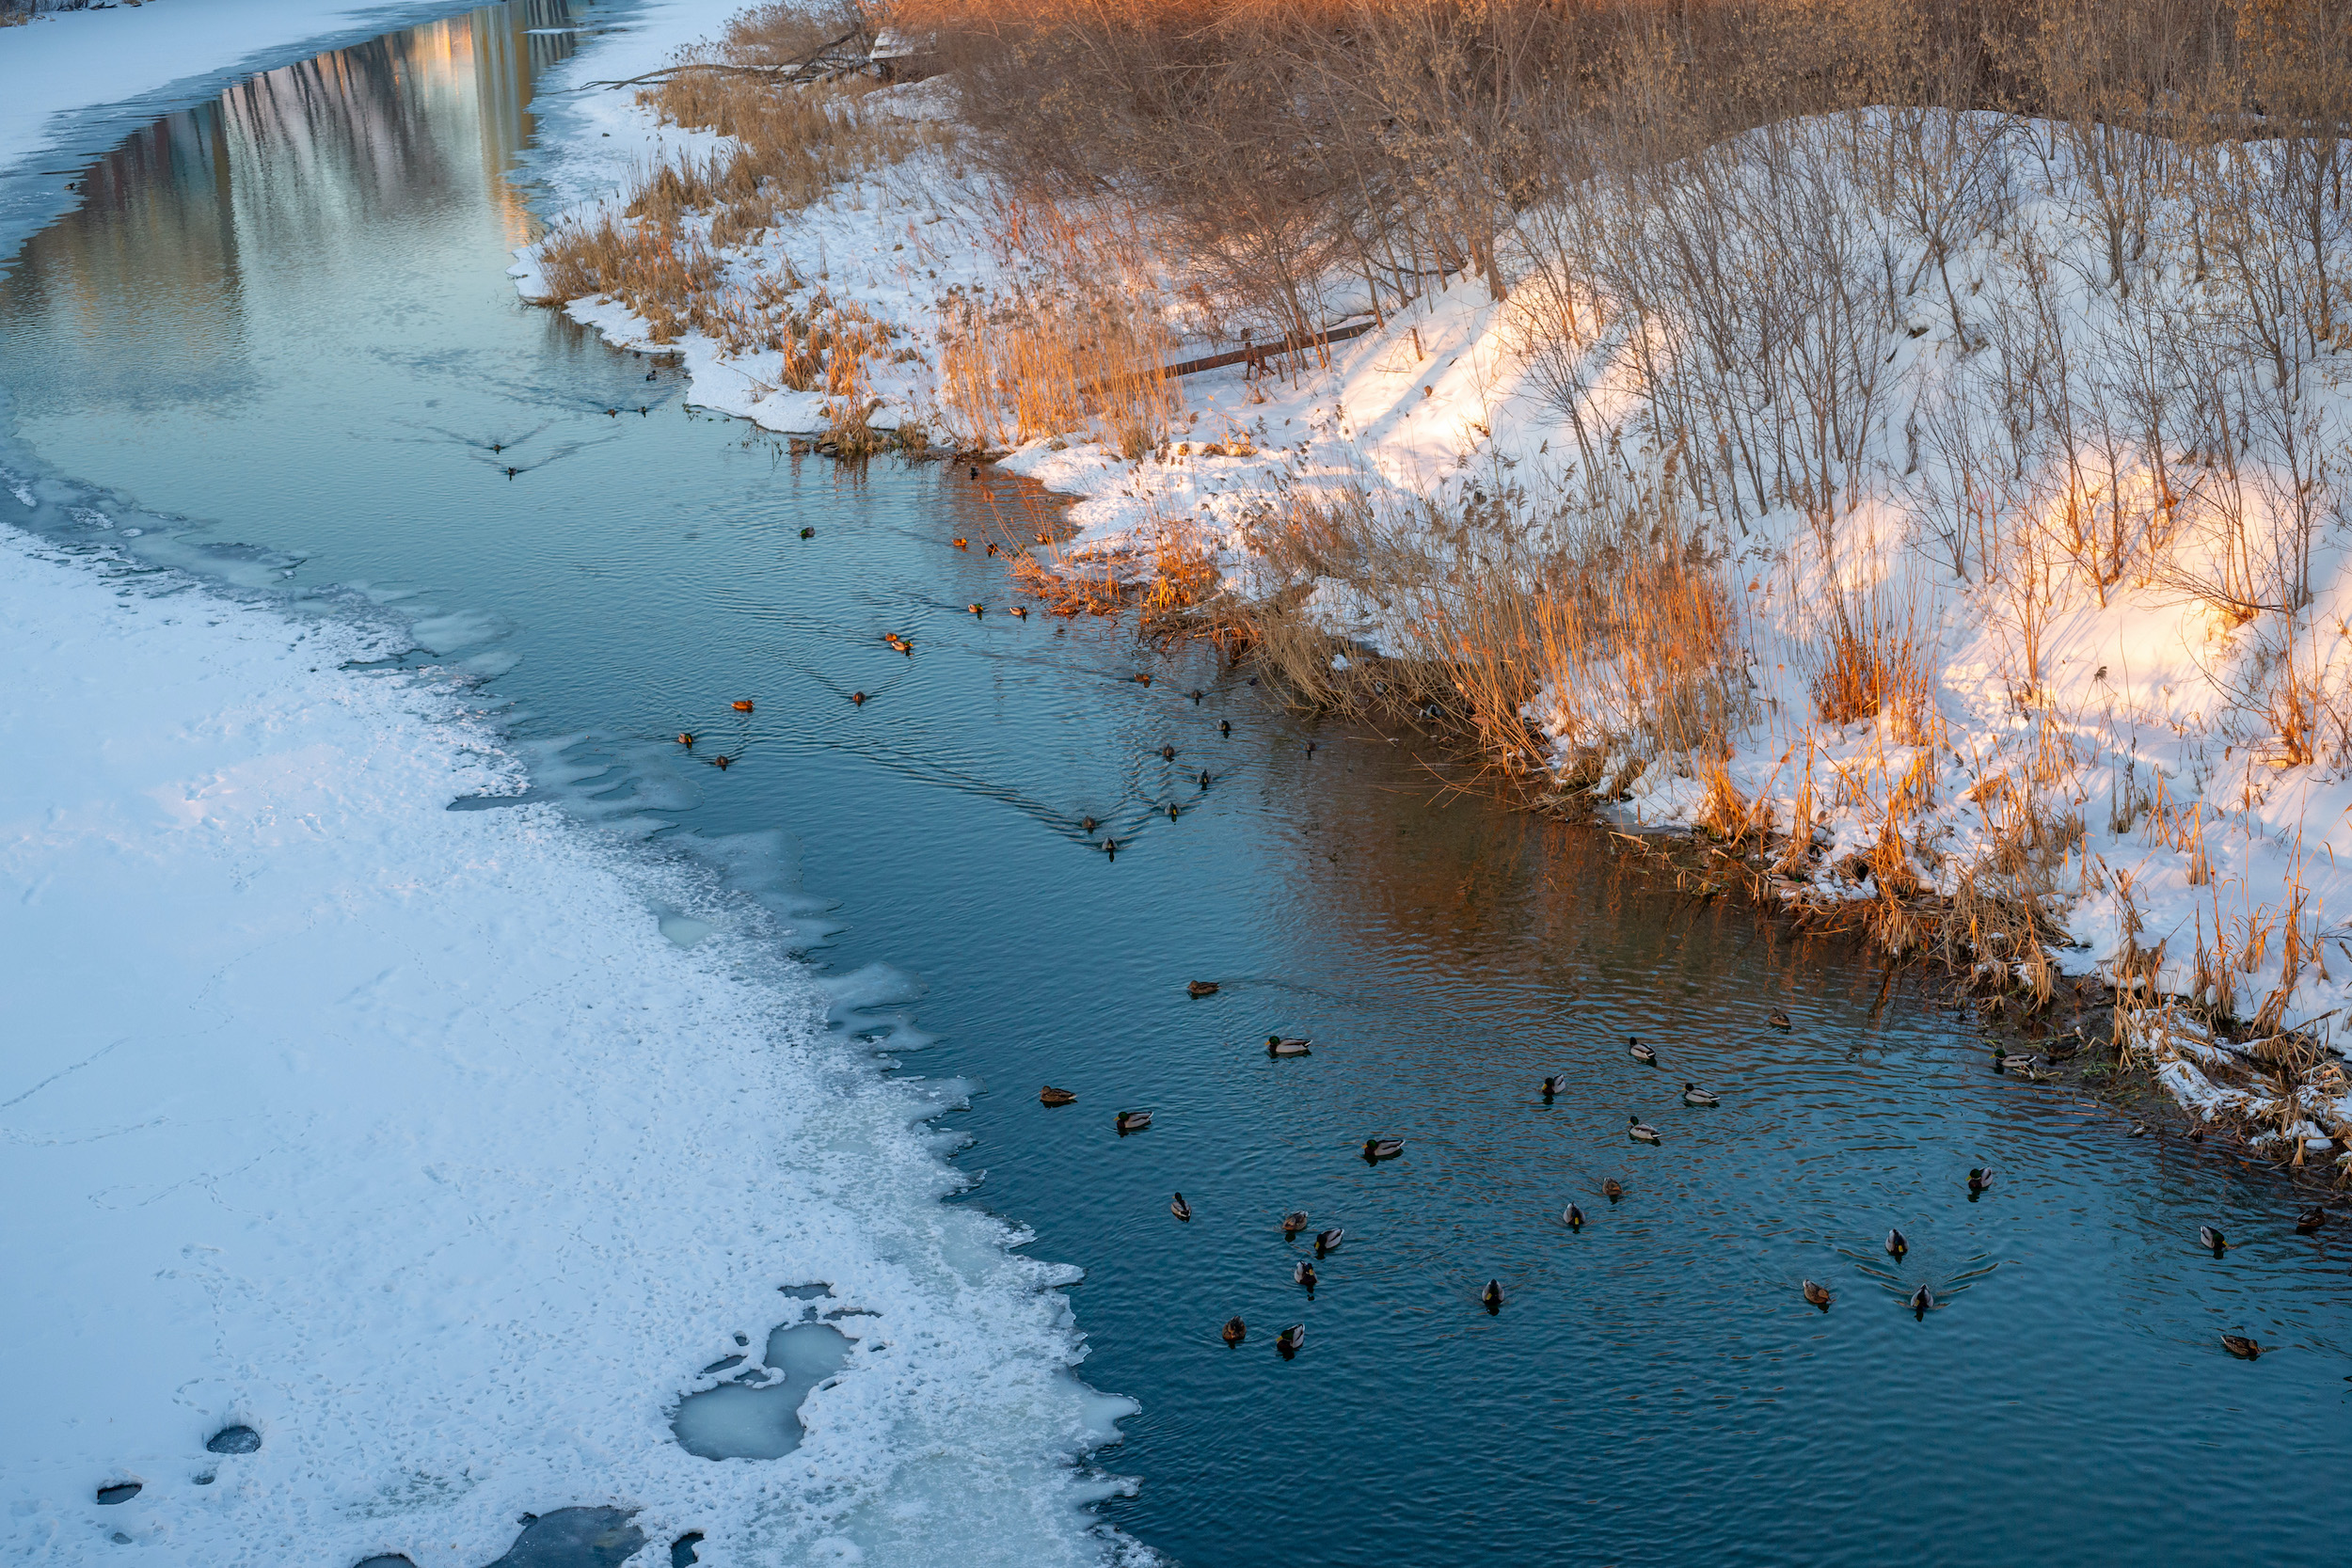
[673,1321,854,1460]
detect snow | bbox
[2,6,1143,1563]
[512,85,2352,1148]
[0,521,1137,1566]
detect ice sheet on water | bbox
[407,607,512,655]
[1,522,1145,1566]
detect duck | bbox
[1601,1179,1625,1202]
[1363,1137,1404,1161]
[1103,839,1119,859]
[1160,743,1177,761]
[1134,673,1152,687]
[951,536,969,549]
[968,603,985,617]
[1628,1117,1661,1145]
[1681,1082,1719,1107]
[1564,1203,1585,1229]
[1314,1227,1343,1254]
[851,691,868,705]
[2129,1120,2149,1137]
[1993,1044,2012,1072]
[1967,1166,1994,1195]
[1541,1073,1567,1100]
[2296,1206,2328,1234]
[1910,1284,1934,1319]
[1281,1212,1310,1238]
[676,732,695,747]
[732,699,755,712]
[1189,689,1204,705]
[1267,1036,1311,1057]
[1294,1260,1317,1291]
[1803,1279,1833,1311]
[985,541,999,556]
[969,466,979,479]
[1222,1316,1246,1346]
[1306,741,1317,756]
[1010,606,1029,619]
[800,526,815,539]
[1629,1037,1659,1066]
[1187,980,1219,998]
[1768,1008,1792,1031]
[2200,1224,2226,1255]
[1199,769,1212,790]
[1169,1193,1192,1222]
[2220,1333,2263,1360]
[1482,1279,1504,1313]
[711,755,731,769]
[1040,1085,1077,1106]
[1116,1109,1152,1134]
[1220,720,1232,736]
[1275,1324,1305,1358]
[1167,802,1181,822]
[1081,816,1097,834]
[1885,1227,1909,1259]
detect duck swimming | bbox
[711,755,731,769]
[676,732,694,747]
[2200,1224,2227,1255]
[1170,1193,1192,1222]
[2220,1333,2263,1360]
[1268,1036,1311,1057]
[1187,980,1219,998]
[1967,1166,1994,1195]
[1803,1279,1833,1311]
[732,699,755,712]
[1220,720,1232,736]
[1482,1279,1504,1313]
[1160,743,1177,761]
[1294,1260,1317,1291]
[951,536,969,549]
[1167,802,1181,822]
[1629,1117,1661,1145]
[1541,1073,1567,1100]
[1886,1227,1909,1259]
[1281,1211,1310,1238]
[1681,1082,1719,1107]
[2297,1206,2328,1234]
[1116,1109,1152,1133]
[851,691,868,705]
[1222,1317,1246,1346]
[1314,1227,1343,1254]
[1768,1009,1792,1031]
[1363,1137,1405,1162]
[1276,1324,1305,1358]
[1564,1203,1585,1229]
[1601,1179,1625,1202]
[1039,1085,1077,1107]
[1910,1284,1934,1319]
[1629,1038,1659,1066]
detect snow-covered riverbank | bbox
[519,65,2352,1159]
[1,8,1142,1566]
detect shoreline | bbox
[0,6,1151,1563]
[518,56,2352,1172]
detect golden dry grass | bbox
[532,8,948,423]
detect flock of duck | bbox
[1038,1021,2329,1361]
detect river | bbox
[3,3,2347,1563]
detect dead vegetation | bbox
[532,4,948,444]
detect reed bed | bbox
[936,198,1184,453]
[532,8,947,435]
